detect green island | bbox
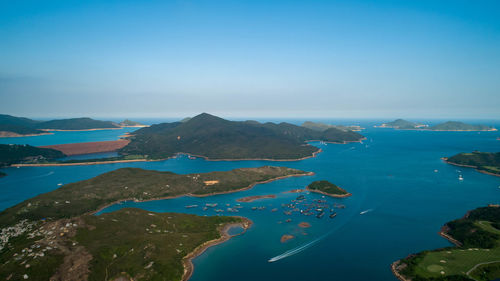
[0,114,121,136]
[0,144,65,167]
[428,121,496,131]
[392,206,500,281]
[375,119,496,131]
[301,121,364,132]
[444,152,500,176]
[306,180,351,197]
[375,119,428,130]
[0,166,305,280]
[119,119,146,127]
[120,113,365,161]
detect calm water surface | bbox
[1,120,499,281]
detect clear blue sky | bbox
[1,0,499,118]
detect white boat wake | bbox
[268,230,334,262]
[360,209,374,215]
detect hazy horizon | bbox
[1,0,499,119]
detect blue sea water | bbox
[0,119,499,281]
[0,127,139,146]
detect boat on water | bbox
[329,212,337,219]
[188,155,196,159]
[316,211,325,219]
[458,175,464,181]
[185,205,198,208]
[205,203,218,207]
[360,209,372,215]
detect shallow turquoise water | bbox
[0,127,139,146]
[1,120,499,280]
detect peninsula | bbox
[120,113,365,161]
[0,166,308,280]
[444,151,500,176]
[306,180,352,198]
[392,206,500,281]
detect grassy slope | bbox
[120,113,364,160]
[396,207,500,281]
[0,166,307,227]
[446,152,500,175]
[76,208,241,281]
[307,180,349,195]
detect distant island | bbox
[375,119,428,129]
[375,119,496,131]
[392,206,500,281]
[0,114,125,137]
[306,180,352,198]
[0,144,65,167]
[120,113,365,161]
[0,171,6,178]
[119,119,147,127]
[428,121,497,131]
[443,151,500,176]
[301,121,364,132]
[0,166,307,280]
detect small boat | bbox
[458,175,464,181]
[57,183,63,186]
[205,203,218,207]
[188,155,196,160]
[184,205,198,208]
[296,195,305,200]
[329,212,337,219]
[316,211,325,219]
[360,209,373,215]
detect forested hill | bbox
[120,113,365,160]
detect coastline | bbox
[0,131,53,138]
[442,157,500,178]
[40,128,122,132]
[390,226,463,281]
[90,172,315,215]
[305,137,366,144]
[6,135,373,167]
[181,217,253,281]
[390,260,411,281]
[11,149,323,167]
[236,194,276,202]
[306,187,352,198]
